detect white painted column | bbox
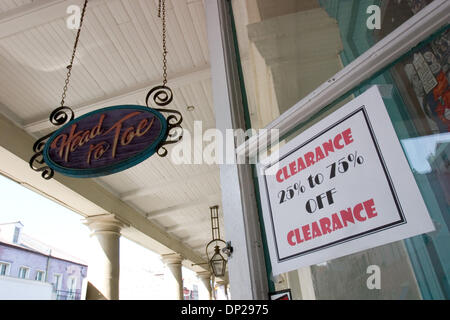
[216,280,230,300]
[161,254,184,300]
[286,270,302,300]
[197,271,213,300]
[83,214,127,300]
[297,267,316,300]
[205,0,269,300]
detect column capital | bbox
[197,271,212,280]
[161,253,184,300]
[82,214,129,236]
[197,271,213,300]
[161,253,183,265]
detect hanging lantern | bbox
[209,245,227,278]
[205,206,231,278]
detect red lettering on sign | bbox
[276,170,284,183]
[311,222,322,239]
[302,225,311,241]
[287,230,296,246]
[340,208,355,227]
[287,198,378,246]
[364,199,378,219]
[353,203,366,222]
[304,152,315,167]
[294,229,303,244]
[275,128,354,183]
[323,139,334,157]
[289,161,297,176]
[331,213,344,231]
[342,128,354,145]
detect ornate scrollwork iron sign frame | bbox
[29,0,182,180]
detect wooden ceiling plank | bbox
[1,37,58,106]
[0,0,105,39]
[121,167,218,201]
[119,21,159,81]
[170,0,205,67]
[23,65,210,133]
[138,0,183,73]
[146,193,221,219]
[187,0,209,62]
[42,21,101,100]
[0,47,50,112]
[122,0,162,80]
[83,12,136,88]
[94,4,146,83]
[48,19,105,99]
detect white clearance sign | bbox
[257,86,435,275]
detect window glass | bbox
[306,27,449,299]
[231,0,436,129]
[231,0,449,299]
[69,277,76,291]
[264,29,449,299]
[13,227,20,243]
[67,277,77,300]
[35,271,45,282]
[0,263,9,276]
[53,274,62,290]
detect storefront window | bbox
[230,0,449,299]
[231,0,436,130]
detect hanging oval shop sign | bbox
[43,105,168,178]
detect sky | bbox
[0,173,200,300]
[400,132,450,174]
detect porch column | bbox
[197,271,213,300]
[83,214,127,300]
[216,280,229,300]
[161,253,184,300]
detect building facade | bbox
[0,222,88,300]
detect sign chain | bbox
[158,0,168,86]
[60,0,89,108]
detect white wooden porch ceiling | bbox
[0,0,223,260]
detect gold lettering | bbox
[79,131,91,147]
[51,134,67,159]
[70,132,84,152]
[50,124,78,162]
[103,111,141,159]
[136,117,155,137]
[90,114,105,139]
[121,127,135,146]
[87,142,109,165]
[50,110,154,165]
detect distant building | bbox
[183,284,199,300]
[0,222,88,300]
